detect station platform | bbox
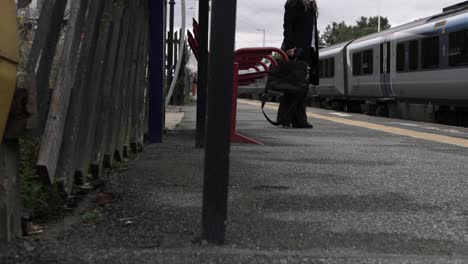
[10,100,468,263]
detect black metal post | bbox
[174,30,178,71]
[196,0,209,148]
[201,0,237,244]
[167,0,175,88]
[147,0,165,143]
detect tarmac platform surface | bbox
[8,100,468,263]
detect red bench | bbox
[187,19,289,144]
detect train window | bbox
[319,58,335,78]
[380,44,384,73]
[323,59,329,78]
[386,44,391,73]
[362,50,373,75]
[422,36,439,69]
[396,43,406,72]
[353,53,361,76]
[319,60,324,78]
[409,40,419,71]
[449,29,468,66]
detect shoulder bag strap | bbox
[261,89,281,126]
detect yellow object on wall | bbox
[0,0,19,140]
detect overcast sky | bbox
[173,0,464,48]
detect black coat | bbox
[282,0,320,85]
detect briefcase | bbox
[265,60,308,94]
[261,60,308,126]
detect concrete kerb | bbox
[165,105,185,130]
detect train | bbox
[311,1,468,125]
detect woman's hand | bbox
[286,48,296,57]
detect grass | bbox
[81,210,101,222]
[19,138,67,221]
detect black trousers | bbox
[276,48,317,126]
[276,89,308,126]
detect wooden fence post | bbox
[136,12,150,149]
[92,1,125,171]
[130,4,149,152]
[24,0,68,132]
[117,1,140,158]
[105,4,131,165]
[123,3,143,155]
[141,5,150,143]
[141,3,150,143]
[74,0,114,179]
[36,0,90,184]
[0,140,21,243]
[55,0,103,192]
[73,0,108,180]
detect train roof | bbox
[319,40,352,52]
[326,2,468,47]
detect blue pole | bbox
[148,0,165,143]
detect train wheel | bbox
[376,104,389,117]
[330,101,345,112]
[345,102,362,113]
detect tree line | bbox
[320,16,391,46]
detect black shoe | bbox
[280,122,293,128]
[292,123,313,129]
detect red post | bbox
[230,62,262,145]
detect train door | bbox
[380,42,392,97]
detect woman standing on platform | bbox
[277,0,320,128]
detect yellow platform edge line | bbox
[238,99,468,148]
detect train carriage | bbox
[389,11,468,104]
[309,1,468,123]
[313,41,351,99]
